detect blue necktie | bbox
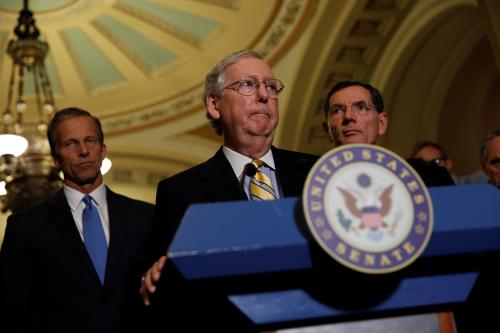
[82,195,107,284]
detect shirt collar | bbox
[64,183,107,210]
[222,146,275,180]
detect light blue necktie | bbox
[82,195,107,284]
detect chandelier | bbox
[0,1,62,213]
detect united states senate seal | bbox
[302,144,433,274]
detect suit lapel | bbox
[199,147,248,201]
[104,188,127,286]
[273,147,295,196]
[273,146,313,197]
[48,190,101,284]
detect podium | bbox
[167,184,500,331]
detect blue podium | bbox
[167,184,500,329]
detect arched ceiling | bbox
[0,0,315,134]
[0,0,498,203]
[283,0,498,176]
[0,0,317,201]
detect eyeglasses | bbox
[224,76,284,99]
[427,157,446,166]
[488,157,500,166]
[329,101,376,118]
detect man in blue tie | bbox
[0,107,154,333]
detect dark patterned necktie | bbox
[82,195,107,284]
[249,159,277,200]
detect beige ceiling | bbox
[0,0,499,204]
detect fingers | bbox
[157,255,167,271]
[139,275,151,306]
[140,256,167,306]
[148,256,166,292]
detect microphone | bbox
[245,163,257,177]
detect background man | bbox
[0,107,154,333]
[141,50,317,330]
[412,140,488,185]
[455,127,500,332]
[412,141,453,170]
[323,80,454,187]
[480,127,500,188]
[322,80,388,146]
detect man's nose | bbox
[341,107,357,125]
[78,142,89,157]
[344,105,356,119]
[256,82,269,101]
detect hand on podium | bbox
[140,255,167,306]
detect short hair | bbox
[480,127,500,166]
[411,141,449,160]
[47,107,104,155]
[323,80,384,119]
[204,50,263,135]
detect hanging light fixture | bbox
[0,2,113,213]
[0,0,61,213]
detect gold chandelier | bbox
[0,1,62,213]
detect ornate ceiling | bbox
[0,0,314,134]
[0,0,498,204]
[0,0,317,201]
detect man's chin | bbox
[67,173,100,186]
[338,135,365,145]
[248,124,276,137]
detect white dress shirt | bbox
[222,146,281,198]
[64,183,110,244]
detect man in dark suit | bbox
[322,79,454,187]
[140,50,317,329]
[0,107,154,333]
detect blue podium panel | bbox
[425,184,500,256]
[168,199,311,279]
[169,184,500,280]
[166,184,499,329]
[229,272,477,326]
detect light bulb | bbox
[101,157,112,175]
[0,134,28,156]
[0,181,6,195]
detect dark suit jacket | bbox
[149,146,318,258]
[0,187,154,333]
[145,146,317,332]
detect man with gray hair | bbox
[480,127,500,188]
[141,50,317,330]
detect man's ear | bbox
[445,158,453,171]
[206,95,221,120]
[322,121,333,142]
[378,112,388,136]
[101,144,107,160]
[51,153,61,169]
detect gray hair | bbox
[204,50,263,135]
[480,127,500,166]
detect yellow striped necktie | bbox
[249,159,277,200]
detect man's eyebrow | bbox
[331,100,370,106]
[62,138,77,143]
[489,157,500,164]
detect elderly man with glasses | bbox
[140,50,318,331]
